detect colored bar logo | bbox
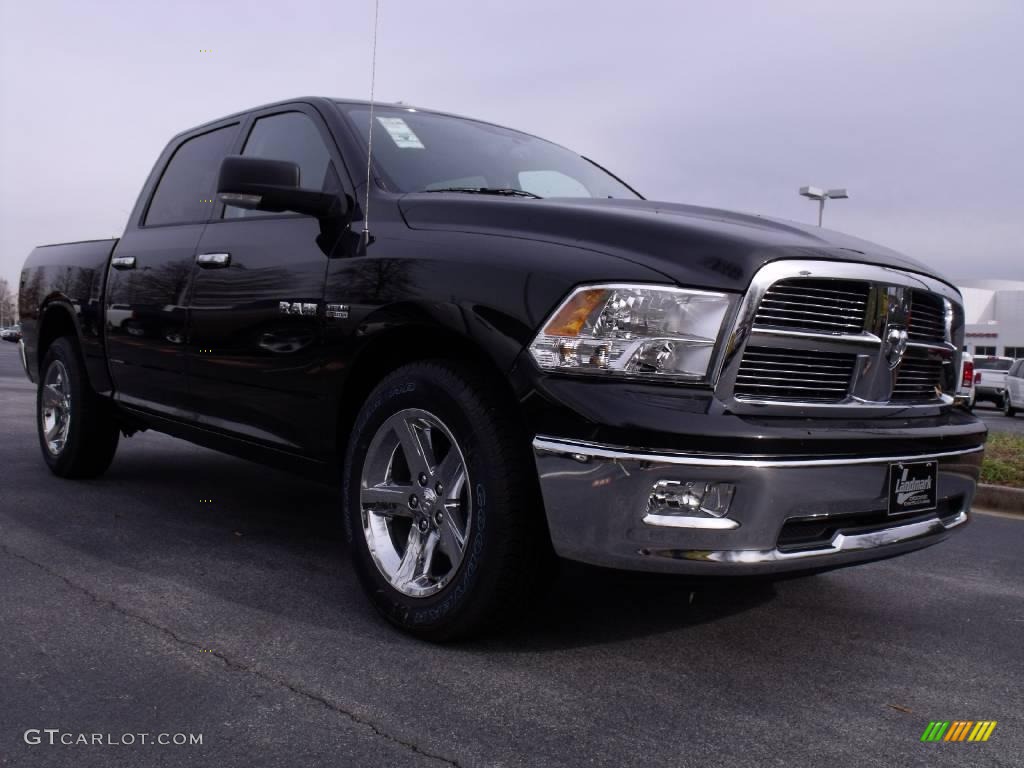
[921,721,997,742]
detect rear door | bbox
[105,122,239,416]
[186,106,351,452]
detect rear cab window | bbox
[974,358,1013,371]
[144,125,239,227]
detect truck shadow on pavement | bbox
[8,434,780,649]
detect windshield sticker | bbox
[376,117,425,149]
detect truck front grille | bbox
[753,278,869,335]
[734,347,857,402]
[719,261,962,411]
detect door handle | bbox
[111,256,136,270]
[196,252,231,268]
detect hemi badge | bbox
[325,303,349,319]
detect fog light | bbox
[649,480,735,518]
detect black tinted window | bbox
[145,125,238,226]
[225,112,332,219]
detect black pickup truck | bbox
[18,97,986,639]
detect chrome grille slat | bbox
[761,294,867,308]
[735,383,849,392]
[740,363,856,371]
[754,318,863,332]
[767,285,868,300]
[739,369,852,379]
[758,305,864,320]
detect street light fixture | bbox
[799,186,849,227]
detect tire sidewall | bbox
[342,365,508,636]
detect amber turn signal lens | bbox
[542,289,610,336]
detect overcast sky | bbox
[1,0,1021,292]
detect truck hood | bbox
[398,195,950,293]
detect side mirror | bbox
[217,156,344,219]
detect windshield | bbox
[341,105,640,199]
[974,358,1012,371]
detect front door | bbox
[105,123,239,416]
[187,107,348,453]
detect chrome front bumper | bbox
[532,437,982,575]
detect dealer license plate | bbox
[888,461,938,515]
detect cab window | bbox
[145,125,238,226]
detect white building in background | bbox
[957,279,1024,359]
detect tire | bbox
[342,360,551,641]
[1005,391,1018,417]
[37,337,120,478]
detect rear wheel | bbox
[37,337,120,478]
[342,360,550,641]
[1005,391,1018,417]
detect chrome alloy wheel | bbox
[359,408,472,598]
[41,360,72,456]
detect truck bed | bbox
[18,238,118,386]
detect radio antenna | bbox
[363,0,381,247]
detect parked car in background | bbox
[956,350,976,411]
[974,356,1014,407]
[1004,359,1024,417]
[1,324,21,343]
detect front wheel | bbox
[37,337,120,478]
[1005,391,1018,417]
[342,361,550,640]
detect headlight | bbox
[528,284,735,382]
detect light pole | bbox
[799,186,848,227]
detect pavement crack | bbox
[0,542,462,768]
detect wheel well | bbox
[37,304,77,368]
[334,327,522,457]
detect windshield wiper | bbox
[421,186,543,199]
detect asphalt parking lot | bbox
[975,402,1024,436]
[1,343,1021,767]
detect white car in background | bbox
[956,351,976,411]
[973,356,1014,407]
[1003,359,1023,417]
